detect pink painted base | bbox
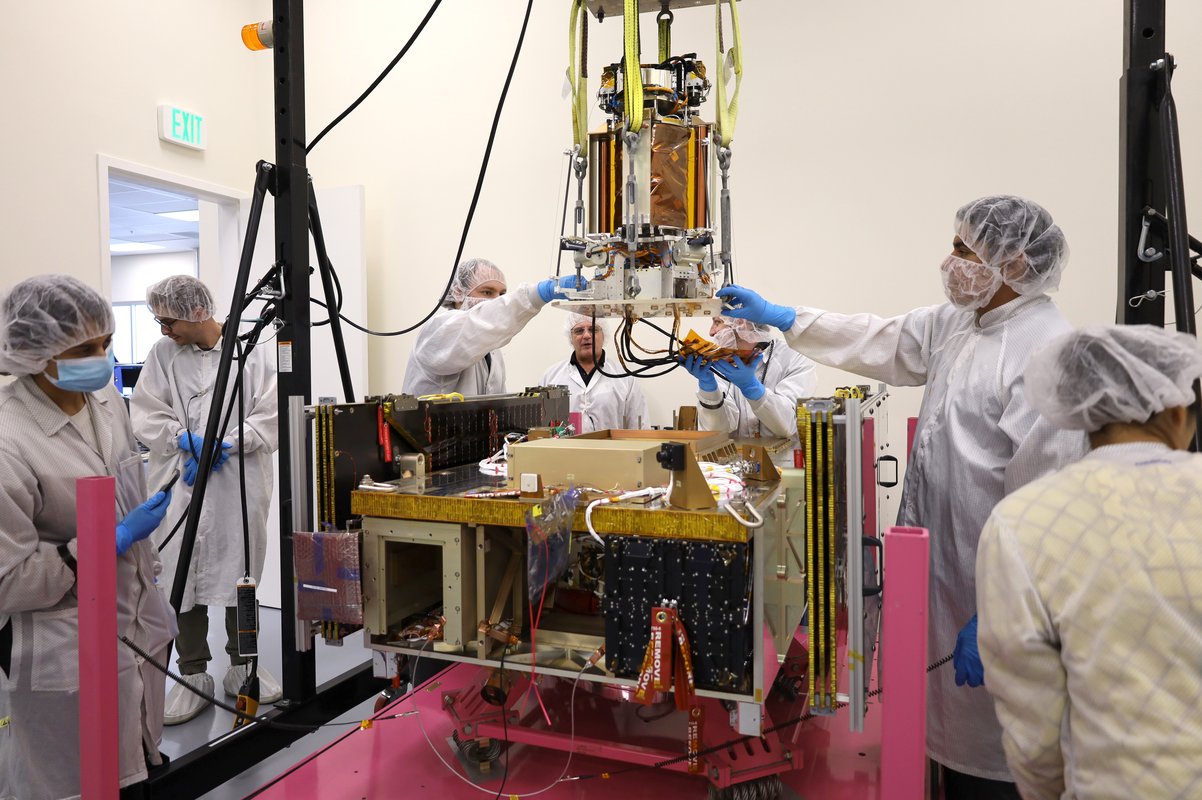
[250,661,885,799]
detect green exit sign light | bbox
[158,105,206,151]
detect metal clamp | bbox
[1137,213,1164,262]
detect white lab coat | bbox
[782,293,1088,780]
[402,284,545,397]
[131,335,278,612]
[0,378,176,799]
[696,342,817,464]
[540,352,649,432]
[977,443,1202,800]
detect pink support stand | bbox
[77,476,119,800]
[881,525,930,800]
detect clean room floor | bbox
[157,606,375,799]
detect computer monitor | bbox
[114,363,143,397]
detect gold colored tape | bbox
[827,411,837,697]
[352,492,752,543]
[802,407,817,705]
[686,126,696,228]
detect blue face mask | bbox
[47,349,116,393]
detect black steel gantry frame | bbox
[123,3,383,797]
[1118,0,1201,449]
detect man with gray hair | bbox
[716,196,1089,798]
[540,313,648,432]
[680,315,817,464]
[131,274,280,725]
[971,325,1202,800]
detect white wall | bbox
[2,1,1200,488]
[0,2,273,295]
[298,0,1202,476]
[111,251,198,303]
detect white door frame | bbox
[96,155,249,313]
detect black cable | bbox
[311,258,345,327]
[491,646,510,800]
[315,0,536,338]
[554,155,574,279]
[305,0,444,155]
[120,634,402,733]
[235,339,251,577]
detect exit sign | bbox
[158,105,206,150]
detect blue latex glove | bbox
[712,354,766,401]
[180,431,232,474]
[537,274,589,303]
[716,285,797,331]
[210,439,233,472]
[182,456,199,487]
[178,431,204,456]
[953,615,985,687]
[680,355,718,392]
[116,491,171,555]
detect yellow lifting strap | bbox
[714,0,743,147]
[568,0,590,158]
[623,0,645,134]
[657,4,672,63]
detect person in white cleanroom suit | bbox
[717,195,1089,799]
[0,275,175,799]
[403,258,587,397]
[131,275,280,725]
[969,325,1202,800]
[680,315,817,465]
[539,313,648,432]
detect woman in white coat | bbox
[540,313,648,432]
[974,326,1202,800]
[131,275,280,725]
[717,196,1089,799]
[403,258,586,398]
[0,275,175,799]
[680,316,817,464]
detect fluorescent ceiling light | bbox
[157,209,200,222]
[110,241,167,254]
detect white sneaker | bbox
[164,673,214,726]
[224,663,283,704]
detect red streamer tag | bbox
[378,406,393,463]
[672,615,697,711]
[686,705,704,774]
[635,607,675,703]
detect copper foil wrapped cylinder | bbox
[589,117,710,234]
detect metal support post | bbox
[1117,0,1167,325]
[273,0,317,703]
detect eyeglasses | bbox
[154,316,179,332]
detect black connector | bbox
[655,442,687,472]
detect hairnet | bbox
[0,274,115,376]
[146,275,215,322]
[444,258,506,308]
[565,313,608,342]
[712,316,773,350]
[1026,325,1202,431]
[954,195,1069,295]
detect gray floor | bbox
[158,606,374,799]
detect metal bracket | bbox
[1137,213,1164,262]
